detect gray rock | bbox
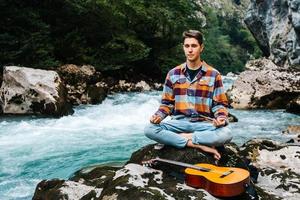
[0,66,73,116]
[34,140,300,199]
[227,58,300,110]
[283,125,300,143]
[57,64,107,105]
[245,0,300,68]
[283,125,300,135]
[239,139,300,200]
[110,80,153,92]
[33,143,257,200]
[286,95,300,114]
[33,179,103,200]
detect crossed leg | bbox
[144,119,223,160]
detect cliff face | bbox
[228,0,300,112]
[196,0,250,26]
[197,0,250,16]
[245,0,300,68]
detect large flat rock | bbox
[0,66,73,116]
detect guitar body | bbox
[185,163,250,197]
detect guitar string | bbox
[156,159,231,175]
[186,165,233,175]
[144,160,235,176]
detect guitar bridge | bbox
[220,170,234,178]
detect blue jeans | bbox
[144,117,232,148]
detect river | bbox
[0,77,299,199]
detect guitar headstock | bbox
[141,157,160,167]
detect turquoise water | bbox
[0,79,299,199]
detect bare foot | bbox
[186,140,221,160]
[199,145,221,160]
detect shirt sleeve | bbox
[211,73,229,118]
[155,72,175,119]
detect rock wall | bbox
[245,0,300,68]
[228,0,300,112]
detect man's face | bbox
[183,38,203,62]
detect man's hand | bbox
[213,116,227,127]
[150,114,162,124]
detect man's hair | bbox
[182,30,203,45]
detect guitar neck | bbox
[156,158,210,172]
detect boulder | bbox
[239,139,300,200]
[57,64,163,103]
[34,140,300,199]
[33,179,103,200]
[227,58,300,110]
[245,0,300,68]
[0,66,73,116]
[110,80,159,92]
[33,142,269,200]
[286,95,300,114]
[283,125,300,143]
[57,64,98,85]
[57,64,107,105]
[283,125,300,134]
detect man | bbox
[144,30,232,160]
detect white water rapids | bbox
[0,77,299,199]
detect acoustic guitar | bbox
[142,157,250,197]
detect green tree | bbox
[202,8,261,74]
[0,0,261,79]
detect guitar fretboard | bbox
[156,158,211,172]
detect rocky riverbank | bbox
[0,65,162,116]
[32,138,300,200]
[227,58,300,114]
[1,58,299,117]
[56,64,162,105]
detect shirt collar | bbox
[181,61,207,74]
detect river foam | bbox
[0,78,299,199]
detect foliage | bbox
[0,0,261,79]
[202,8,262,74]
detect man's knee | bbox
[219,127,232,143]
[208,127,232,146]
[144,123,160,139]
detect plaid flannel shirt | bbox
[155,61,229,120]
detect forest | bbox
[0,0,261,80]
